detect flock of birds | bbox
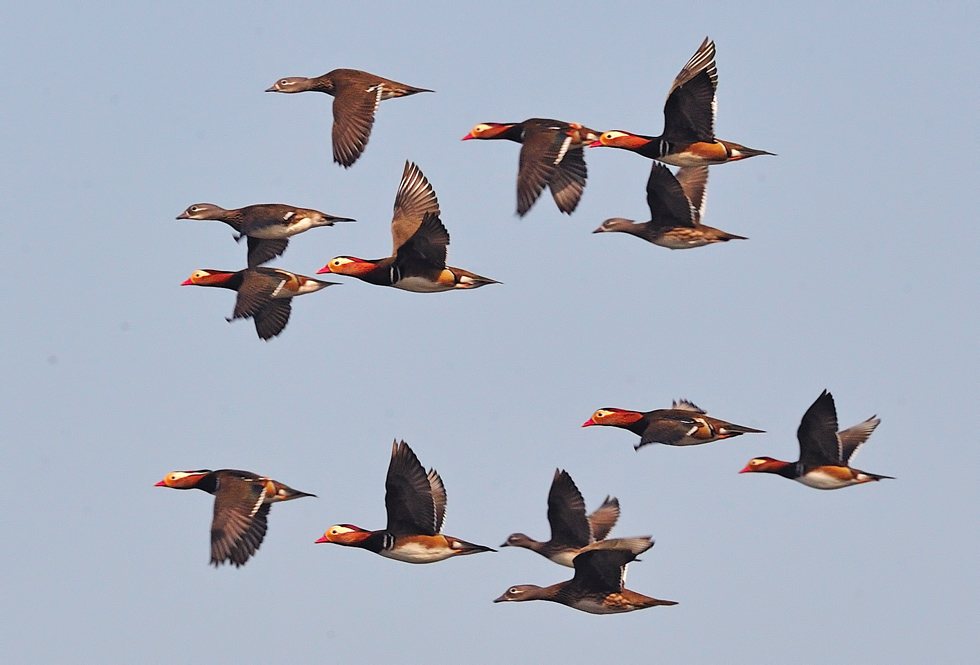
[161,38,894,615]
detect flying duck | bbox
[494,539,677,614]
[315,440,495,563]
[266,68,432,168]
[592,162,747,248]
[155,469,314,567]
[462,119,599,216]
[583,399,763,450]
[502,469,652,567]
[181,267,337,339]
[177,203,354,267]
[591,38,772,166]
[317,161,498,291]
[740,390,893,489]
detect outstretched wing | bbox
[548,147,587,214]
[385,440,438,536]
[662,37,718,144]
[394,212,449,269]
[246,237,289,268]
[674,166,709,225]
[517,124,568,216]
[252,299,292,340]
[210,475,269,567]
[547,470,592,549]
[838,416,881,464]
[586,496,620,542]
[797,390,843,467]
[331,82,382,167]
[391,161,441,252]
[645,162,697,231]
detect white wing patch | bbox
[554,136,572,165]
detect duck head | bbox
[739,457,791,474]
[494,585,544,603]
[461,123,518,140]
[315,524,373,546]
[265,77,318,93]
[181,269,239,288]
[590,130,652,150]
[500,533,535,549]
[582,408,644,428]
[177,203,226,220]
[317,256,379,277]
[593,218,637,234]
[155,470,212,489]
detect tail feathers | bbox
[861,471,895,482]
[450,538,496,555]
[720,422,765,435]
[718,231,748,242]
[725,142,776,160]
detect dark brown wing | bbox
[210,474,269,567]
[838,416,881,464]
[639,409,701,447]
[662,37,718,144]
[384,440,437,536]
[232,270,282,320]
[517,124,568,216]
[645,162,697,231]
[797,390,843,467]
[586,496,620,542]
[570,548,635,594]
[428,469,447,533]
[331,81,382,167]
[246,237,289,268]
[548,147,587,214]
[391,161,441,253]
[674,166,708,225]
[547,470,591,549]
[252,299,292,340]
[394,213,449,270]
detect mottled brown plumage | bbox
[266,68,432,167]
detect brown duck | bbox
[593,162,746,248]
[494,539,677,614]
[591,38,772,166]
[583,399,763,450]
[177,203,354,267]
[181,267,337,339]
[266,68,432,167]
[317,161,498,291]
[502,469,650,567]
[155,469,314,567]
[462,119,599,216]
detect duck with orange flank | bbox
[583,400,763,450]
[463,118,599,216]
[590,38,772,166]
[317,161,498,291]
[155,469,314,567]
[316,440,495,563]
[593,162,746,248]
[494,539,677,614]
[502,469,652,568]
[740,390,893,489]
[181,267,337,340]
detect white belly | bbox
[380,542,455,564]
[393,276,454,293]
[795,470,855,490]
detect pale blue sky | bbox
[1,2,978,663]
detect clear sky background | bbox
[1,2,978,663]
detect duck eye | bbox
[280,79,289,86]
[510,587,519,594]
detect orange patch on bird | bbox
[681,141,731,162]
